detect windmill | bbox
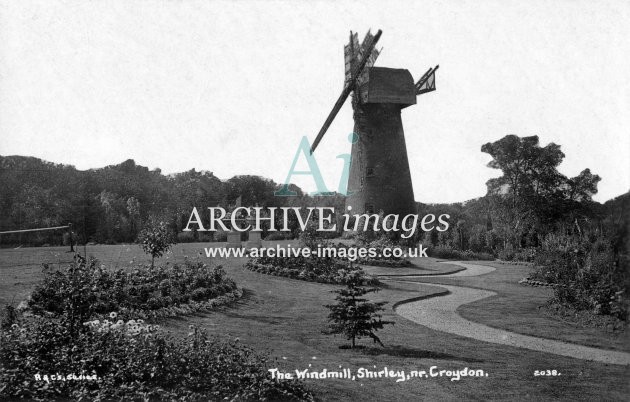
[311,29,438,217]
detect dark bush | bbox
[177,231,214,243]
[497,247,515,261]
[512,247,537,262]
[176,231,196,243]
[213,231,228,242]
[531,235,628,320]
[428,246,494,261]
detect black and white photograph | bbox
[0,1,628,400]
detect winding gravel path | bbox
[393,261,630,366]
[389,261,496,278]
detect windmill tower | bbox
[311,29,438,216]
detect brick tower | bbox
[346,68,418,215]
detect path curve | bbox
[384,261,495,279]
[392,261,630,366]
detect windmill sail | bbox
[310,29,382,153]
[415,65,439,95]
[345,31,381,88]
[343,32,359,86]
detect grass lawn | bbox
[1,244,629,400]
[407,260,630,353]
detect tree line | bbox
[0,134,626,253]
[419,135,627,262]
[0,156,344,246]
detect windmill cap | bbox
[358,67,416,106]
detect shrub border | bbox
[245,262,378,285]
[518,278,557,288]
[496,260,534,266]
[356,258,411,267]
[116,288,244,320]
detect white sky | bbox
[1,0,629,203]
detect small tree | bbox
[138,217,175,268]
[324,271,393,348]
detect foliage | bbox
[0,315,313,401]
[0,156,333,247]
[341,230,358,240]
[265,231,293,241]
[531,233,628,320]
[323,271,394,348]
[335,240,411,267]
[138,216,176,267]
[1,305,18,330]
[299,221,333,251]
[481,135,601,249]
[542,299,627,333]
[29,257,238,321]
[3,252,311,400]
[497,247,515,261]
[411,135,613,271]
[245,255,378,286]
[177,231,205,243]
[428,246,494,261]
[498,247,537,262]
[467,224,487,252]
[213,230,228,242]
[356,258,411,267]
[351,213,405,245]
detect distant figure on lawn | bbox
[67,224,76,253]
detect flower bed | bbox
[356,258,411,267]
[1,257,312,400]
[1,315,313,401]
[245,255,378,286]
[28,257,240,320]
[427,246,495,261]
[117,289,243,320]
